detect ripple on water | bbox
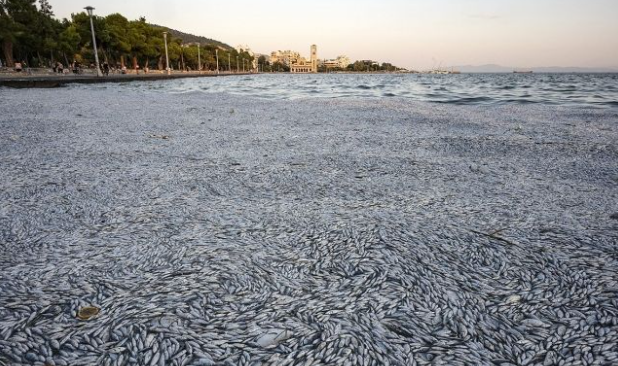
[67,73,618,107]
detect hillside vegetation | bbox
[153,25,233,51]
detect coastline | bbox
[0,71,255,88]
[1,88,617,365]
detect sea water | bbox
[78,73,618,108]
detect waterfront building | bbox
[290,45,318,73]
[322,55,350,69]
[270,50,301,66]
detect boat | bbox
[513,70,533,74]
[427,67,460,74]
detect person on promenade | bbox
[14,62,22,72]
[103,62,110,76]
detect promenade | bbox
[0,69,253,88]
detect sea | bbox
[92,73,618,108]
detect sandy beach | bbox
[1,86,617,365]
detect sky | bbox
[50,0,618,70]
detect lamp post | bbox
[197,43,201,73]
[243,59,245,73]
[236,56,239,73]
[215,49,219,74]
[228,54,231,73]
[163,32,170,75]
[84,6,102,77]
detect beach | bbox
[1,86,617,365]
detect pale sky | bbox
[51,0,618,70]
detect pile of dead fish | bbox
[1,88,617,365]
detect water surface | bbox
[80,73,618,107]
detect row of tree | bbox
[0,0,254,71]
[347,61,400,72]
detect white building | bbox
[321,55,351,69]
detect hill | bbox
[151,24,233,50]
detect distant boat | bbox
[513,70,533,74]
[427,67,460,75]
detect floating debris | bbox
[76,306,100,321]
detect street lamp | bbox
[197,43,201,73]
[236,56,239,73]
[84,6,102,77]
[215,49,219,74]
[228,54,231,73]
[163,32,170,75]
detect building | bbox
[290,45,318,73]
[321,55,350,70]
[270,50,301,66]
[336,55,350,69]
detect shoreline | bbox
[0,71,255,88]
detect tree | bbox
[105,13,131,66]
[139,21,164,69]
[257,54,267,71]
[37,0,51,15]
[0,0,39,67]
[33,0,60,65]
[71,11,110,65]
[58,22,80,65]
[352,61,365,72]
[0,1,18,66]
[166,38,182,70]
[0,3,239,71]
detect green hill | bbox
[151,25,233,50]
